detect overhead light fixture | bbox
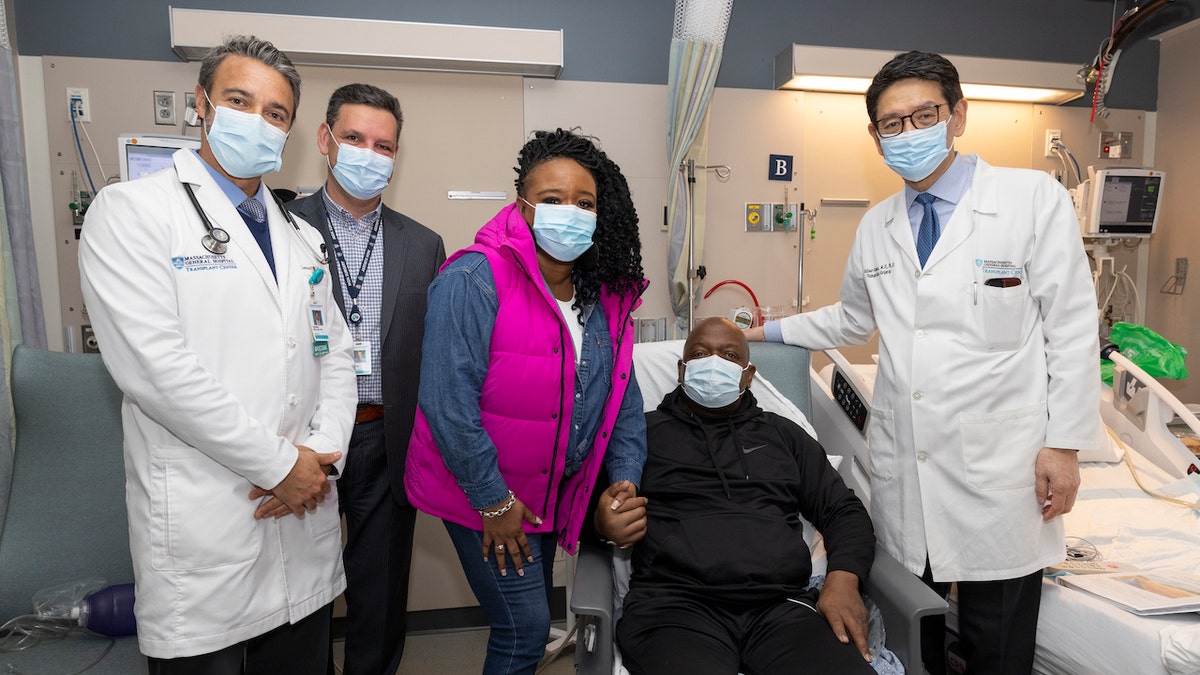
[169,7,563,78]
[775,45,1085,105]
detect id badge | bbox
[353,341,372,376]
[309,303,330,342]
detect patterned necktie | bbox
[915,192,939,268]
[239,197,266,224]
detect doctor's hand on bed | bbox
[817,570,872,663]
[594,480,647,549]
[249,445,342,519]
[1035,446,1080,522]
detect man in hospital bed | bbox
[610,318,876,674]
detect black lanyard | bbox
[326,212,382,325]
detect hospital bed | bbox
[808,346,1200,675]
[572,341,948,675]
[1035,349,1200,675]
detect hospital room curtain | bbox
[0,4,42,352]
[0,1,46,534]
[666,0,732,335]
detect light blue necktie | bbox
[915,192,939,268]
[238,197,266,223]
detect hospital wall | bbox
[18,46,1164,619]
[30,53,1155,368]
[1146,21,1200,404]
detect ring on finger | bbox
[495,543,505,551]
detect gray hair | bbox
[325,83,404,139]
[198,35,301,116]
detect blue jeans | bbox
[444,521,557,675]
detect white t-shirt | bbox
[556,296,584,365]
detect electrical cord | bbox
[1095,263,1140,325]
[1097,268,1120,322]
[1105,425,1200,511]
[76,115,109,185]
[69,101,97,195]
[1053,147,1073,185]
[1064,536,1101,562]
[1117,267,1141,321]
[1054,142,1082,185]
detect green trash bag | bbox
[1101,322,1189,386]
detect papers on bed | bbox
[1057,438,1200,616]
[1038,437,1200,674]
[1058,571,1200,616]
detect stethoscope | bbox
[181,181,328,264]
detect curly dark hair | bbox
[514,129,645,314]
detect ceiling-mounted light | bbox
[775,45,1084,105]
[170,7,563,78]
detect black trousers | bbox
[920,564,1044,675]
[335,416,418,675]
[617,593,874,675]
[147,602,331,675]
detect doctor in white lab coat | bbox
[750,51,1100,675]
[79,36,356,673]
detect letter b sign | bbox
[768,154,793,182]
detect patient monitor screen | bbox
[118,134,199,182]
[1096,173,1162,235]
[124,144,178,181]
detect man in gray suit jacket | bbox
[287,83,445,675]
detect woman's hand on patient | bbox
[595,480,648,548]
[481,496,541,577]
[817,570,872,663]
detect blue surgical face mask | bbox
[880,118,953,183]
[521,198,597,262]
[203,91,289,179]
[329,138,394,200]
[682,355,750,409]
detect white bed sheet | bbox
[1034,442,1200,675]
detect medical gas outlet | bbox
[745,203,798,232]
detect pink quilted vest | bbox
[406,203,641,553]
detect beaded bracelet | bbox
[480,491,516,519]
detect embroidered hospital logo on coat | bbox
[977,258,1022,276]
[171,254,238,272]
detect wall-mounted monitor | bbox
[1076,166,1165,238]
[117,134,200,182]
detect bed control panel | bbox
[832,368,869,435]
[1045,560,1139,575]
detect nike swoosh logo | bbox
[742,444,766,454]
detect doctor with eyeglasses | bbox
[748,50,1100,675]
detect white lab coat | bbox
[781,155,1100,581]
[78,149,357,658]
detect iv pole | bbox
[685,159,696,331]
[681,158,732,332]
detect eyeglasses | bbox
[874,104,946,138]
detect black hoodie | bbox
[626,387,875,607]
